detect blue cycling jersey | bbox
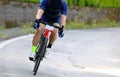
[39,0,68,23]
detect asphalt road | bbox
[0,28,120,77]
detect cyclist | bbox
[29,0,68,61]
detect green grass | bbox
[66,0,120,8]
[0,26,5,30]
[0,33,5,37]
[20,21,120,33]
[0,25,5,37]
[66,21,120,29]
[20,22,36,34]
[19,0,39,3]
[2,0,119,8]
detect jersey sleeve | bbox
[39,0,47,11]
[61,1,68,15]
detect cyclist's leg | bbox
[47,28,58,48]
[32,15,47,52]
[47,17,60,48]
[47,22,60,48]
[32,24,44,47]
[45,28,58,58]
[29,23,44,61]
[50,28,58,44]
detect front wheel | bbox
[33,57,41,75]
[33,37,48,75]
[40,37,48,58]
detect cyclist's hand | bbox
[58,26,64,38]
[33,19,40,29]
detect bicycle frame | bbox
[36,24,57,59]
[44,24,54,38]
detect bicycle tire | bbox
[33,57,41,75]
[40,37,48,58]
[33,34,44,75]
[33,36,48,75]
[35,34,44,54]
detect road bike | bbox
[33,21,62,75]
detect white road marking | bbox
[3,73,17,76]
[0,34,33,49]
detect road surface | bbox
[0,28,120,77]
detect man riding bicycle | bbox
[29,0,68,61]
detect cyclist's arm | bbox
[36,8,44,19]
[60,15,67,27]
[60,1,68,27]
[35,0,47,20]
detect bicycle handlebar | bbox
[40,21,63,29]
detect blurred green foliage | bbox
[1,0,119,8]
[21,0,120,8]
[0,26,4,30]
[66,0,120,8]
[0,33,4,37]
[19,0,39,3]
[66,20,120,29]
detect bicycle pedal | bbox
[29,57,35,61]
